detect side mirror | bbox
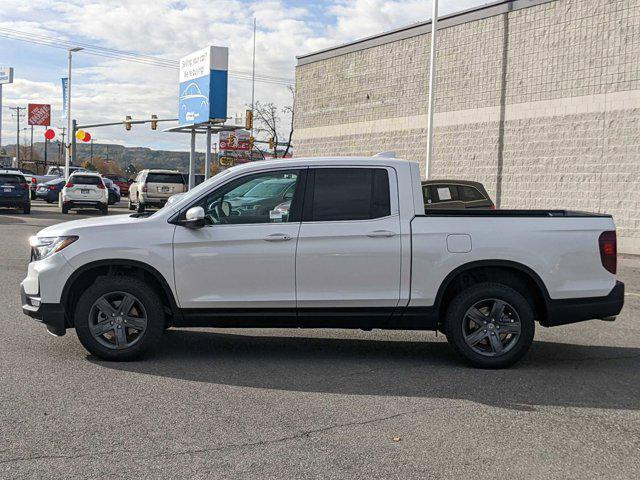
[183,206,205,228]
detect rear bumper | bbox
[542,281,625,327]
[64,200,106,208]
[21,285,66,336]
[0,197,29,207]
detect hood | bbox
[35,214,141,237]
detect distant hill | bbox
[2,142,209,173]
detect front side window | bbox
[306,168,390,222]
[189,170,301,225]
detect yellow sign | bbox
[219,156,234,167]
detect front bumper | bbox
[542,281,625,327]
[21,285,66,336]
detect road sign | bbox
[219,129,250,151]
[28,104,51,126]
[178,46,228,126]
[0,67,13,84]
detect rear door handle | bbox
[264,233,292,242]
[366,230,396,238]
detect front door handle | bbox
[366,230,396,238]
[264,233,292,242]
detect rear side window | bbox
[458,185,485,202]
[72,175,102,185]
[147,173,185,184]
[424,185,458,204]
[308,168,390,222]
[0,174,24,184]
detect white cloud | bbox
[0,0,489,153]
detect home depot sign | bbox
[28,103,51,126]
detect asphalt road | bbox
[1,201,639,479]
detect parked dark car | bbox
[35,178,66,203]
[103,177,121,205]
[422,180,494,210]
[0,170,31,214]
[103,174,132,196]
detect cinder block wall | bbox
[294,0,640,254]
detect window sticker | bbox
[437,187,452,201]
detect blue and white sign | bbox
[0,67,13,84]
[61,77,69,119]
[178,46,228,126]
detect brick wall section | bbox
[294,0,640,253]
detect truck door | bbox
[295,167,402,318]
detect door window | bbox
[458,185,485,202]
[189,170,302,225]
[424,184,458,204]
[305,168,390,222]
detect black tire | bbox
[99,204,109,215]
[30,190,36,200]
[22,204,31,214]
[74,276,165,361]
[136,201,145,213]
[445,282,535,369]
[61,204,69,214]
[128,197,135,210]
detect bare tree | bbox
[252,86,294,158]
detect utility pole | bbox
[29,125,33,161]
[9,106,25,167]
[66,47,83,179]
[251,17,256,137]
[59,127,66,165]
[90,137,93,162]
[425,0,439,180]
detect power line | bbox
[0,28,295,86]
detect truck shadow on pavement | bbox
[92,330,640,411]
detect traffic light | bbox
[268,137,274,150]
[245,109,252,130]
[228,132,235,144]
[151,114,158,130]
[125,115,132,131]
[249,136,255,149]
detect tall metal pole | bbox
[65,47,82,179]
[250,17,256,137]
[90,138,93,162]
[29,125,33,160]
[71,119,77,167]
[188,129,196,190]
[425,0,438,180]
[205,126,211,180]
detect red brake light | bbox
[31,177,37,184]
[142,183,147,192]
[20,182,29,189]
[50,185,57,191]
[599,231,617,274]
[97,182,105,189]
[65,182,74,188]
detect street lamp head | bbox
[69,47,83,52]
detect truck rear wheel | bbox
[74,276,164,361]
[444,282,535,369]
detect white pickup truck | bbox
[21,157,624,368]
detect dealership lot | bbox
[1,202,639,479]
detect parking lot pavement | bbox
[1,202,639,479]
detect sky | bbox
[0,0,489,153]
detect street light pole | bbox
[65,47,83,180]
[425,0,438,180]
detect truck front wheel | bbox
[74,276,164,361]
[444,282,535,369]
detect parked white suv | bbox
[22,157,624,368]
[128,169,186,213]
[60,171,108,215]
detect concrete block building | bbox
[293,0,640,254]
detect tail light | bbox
[97,183,105,189]
[50,185,57,191]
[489,204,496,210]
[20,182,29,189]
[65,182,74,188]
[599,231,617,274]
[142,184,148,192]
[31,177,37,184]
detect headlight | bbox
[29,236,78,262]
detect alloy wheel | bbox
[461,298,521,357]
[89,291,148,350]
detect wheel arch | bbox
[434,260,551,323]
[61,259,180,327]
